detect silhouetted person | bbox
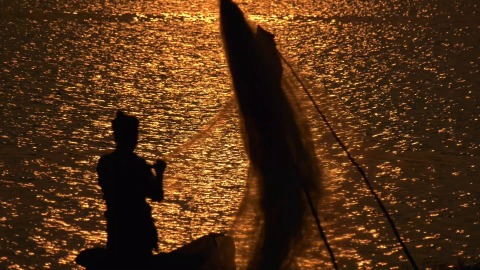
[96,111,166,267]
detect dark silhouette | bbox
[220,0,322,269]
[96,110,166,266]
[76,111,236,269]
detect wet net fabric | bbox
[219,0,325,268]
[226,55,326,270]
[156,1,332,269]
[161,57,329,270]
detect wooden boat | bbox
[75,233,236,270]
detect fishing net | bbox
[154,6,331,269]
[219,0,329,268]
[136,1,345,268]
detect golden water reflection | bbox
[1,0,480,269]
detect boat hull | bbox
[75,233,236,270]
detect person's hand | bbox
[153,159,167,175]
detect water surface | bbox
[1,0,479,269]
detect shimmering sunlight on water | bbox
[1,0,479,269]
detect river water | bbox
[1,0,479,269]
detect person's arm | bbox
[96,156,111,200]
[148,159,167,202]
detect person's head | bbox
[111,111,139,152]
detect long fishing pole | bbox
[280,54,419,270]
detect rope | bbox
[304,189,339,270]
[280,54,419,270]
[280,55,338,269]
